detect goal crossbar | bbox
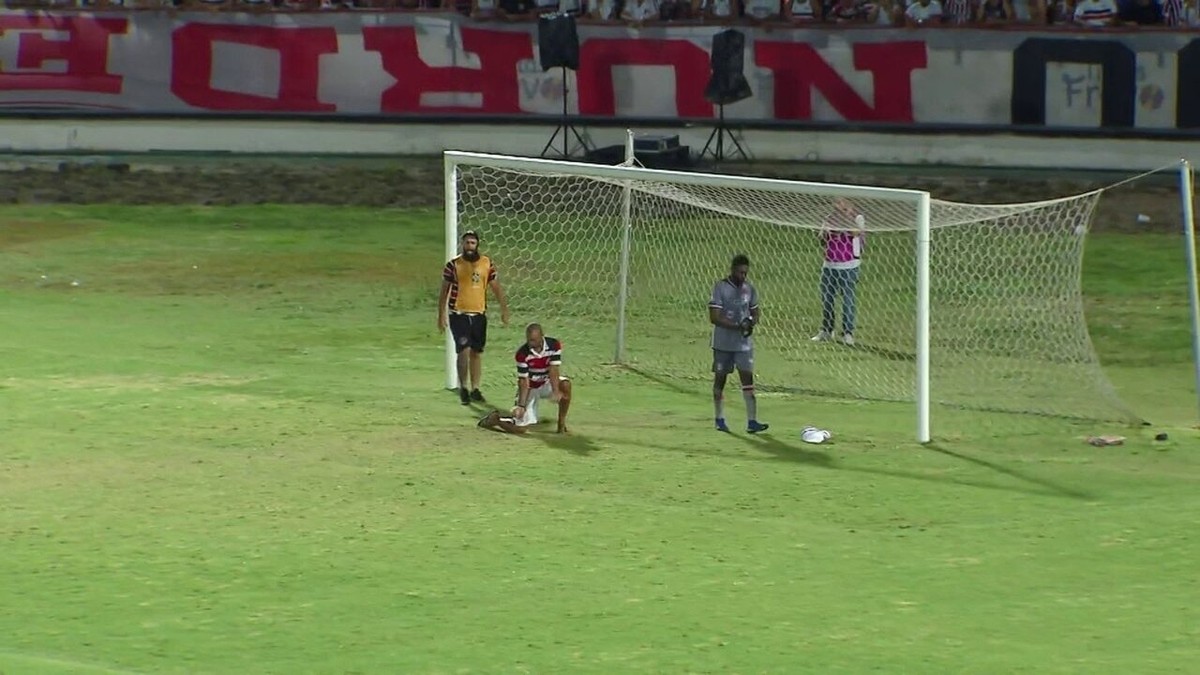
[444,151,927,202]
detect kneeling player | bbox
[479,323,573,434]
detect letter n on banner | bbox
[576,38,711,117]
[755,41,926,121]
[171,24,338,111]
[0,15,127,93]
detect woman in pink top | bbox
[813,198,865,346]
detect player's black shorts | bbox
[449,312,488,354]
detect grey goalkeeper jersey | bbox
[708,277,759,352]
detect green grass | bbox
[1,205,1198,674]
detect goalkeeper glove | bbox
[740,316,756,337]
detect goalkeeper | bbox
[707,254,769,434]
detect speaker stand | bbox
[700,104,748,163]
[541,68,591,159]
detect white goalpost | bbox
[442,149,1199,443]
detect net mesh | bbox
[453,158,1139,423]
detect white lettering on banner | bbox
[2,9,1200,129]
[211,41,281,102]
[412,17,483,110]
[518,68,571,115]
[316,32,391,115]
[614,65,677,117]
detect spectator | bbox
[695,0,739,22]
[976,0,1016,21]
[498,0,537,18]
[658,0,695,18]
[471,0,499,15]
[943,0,976,22]
[1047,0,1075,22]
[744,0,783,21]
[865,0,900,22]
[588,0,621,19]
[622,0,662,23]
[1118,0,1164,23]
[826,0,871,21]
[905,0,945,23]
[1073,0,1117,24]
[1162,0,1183,23]
[1009,0,1046,21]
[785,0,823,20]
[1175,0,1200,25]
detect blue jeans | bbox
[820,267,859,335]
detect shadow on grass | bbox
[922,442,1094,500]
[637,432,1092,500]
[620,368,1094,500]
[730,431,835,467]
[851,343,915,363]
[525,427,601,456]
[623,365,706,398]
[459,386,1093,499]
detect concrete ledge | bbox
[0,118,1196,172]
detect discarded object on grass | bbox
[1085,435,1126,447]
[1154,432,1169,442]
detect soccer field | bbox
[1,203,1198,674]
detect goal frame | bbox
[444,149,932,443]
[443,152,1200,438]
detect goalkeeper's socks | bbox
[715,418,730,433]
[713,392,725,420]
[742,385,757,421]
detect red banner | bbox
[0,10,1197,129]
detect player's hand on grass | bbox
[437,314,447,334]
[512,405,526,419]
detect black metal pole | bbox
[561,69,569,157]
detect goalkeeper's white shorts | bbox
[513,377,568,427]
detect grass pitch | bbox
[1,204,1198,674]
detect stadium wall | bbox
[2,10,1200,169]
[2,116,1198,172]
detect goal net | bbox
[445,151,1143,436]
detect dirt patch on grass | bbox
[2,374,261,392]
[0,156,1182,234]
[0,161,439,208]
[103,250,411,295]
[0,219,102,247]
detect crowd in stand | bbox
[10,0,1199,28]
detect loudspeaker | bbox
[538,13,580,72]
[704,29,752,106]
